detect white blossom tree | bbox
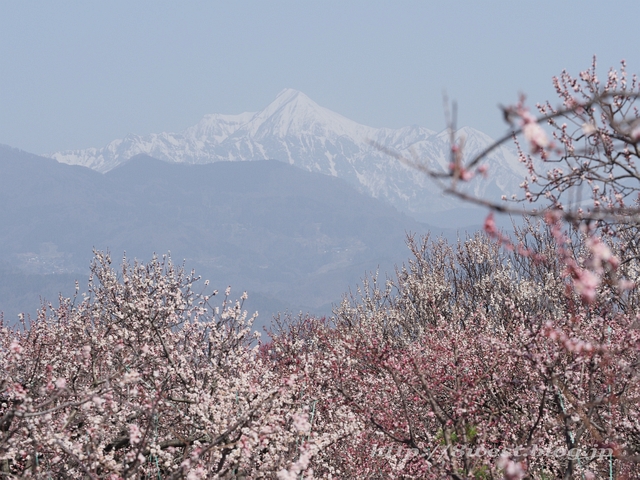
[0,252,346,478]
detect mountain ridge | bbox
[48,89,525,226]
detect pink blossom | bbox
[632,124,640,141]
[276,470,297,480]
[573,269,600,304]
[277,448,313,480]
[519,107,550,153]
[9,339,23,354]
[448,162,473,181]
[292,412,311,433]
[129,424,142,445]
[582,122,597,135]
[586,236,616,270]
[497,455,526,480]
[522,120,550,153]
[484,213,498,236]
[186,467,206,480]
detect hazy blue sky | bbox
[1,1,638,154]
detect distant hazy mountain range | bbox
[1,146,464,326]
[49,89,525,226]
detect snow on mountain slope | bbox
[49,88,525,225]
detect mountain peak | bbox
[242,89,372,139]
[252,88,325,126]
[273,88,311,105]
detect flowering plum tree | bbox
[0,252,331,478]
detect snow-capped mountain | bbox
[49,88,525,225]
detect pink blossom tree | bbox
[319,58,640,478]
[379,57,640,228]
[272,228,639,479]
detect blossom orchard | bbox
[2,59,640,479]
